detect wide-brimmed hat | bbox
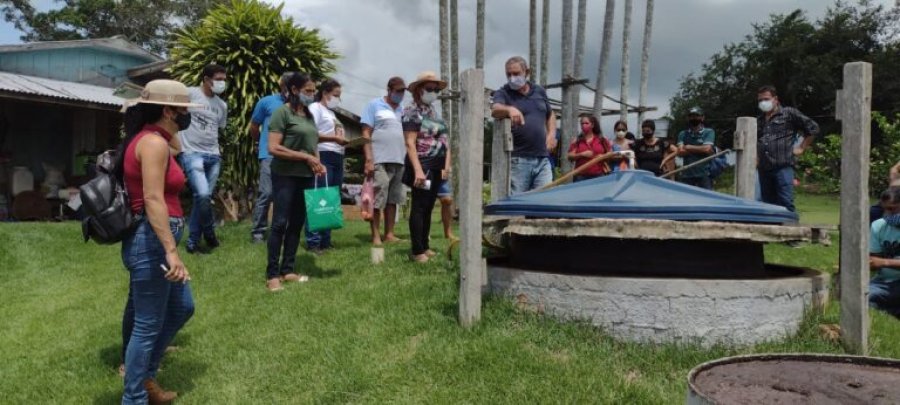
[408,71,448,93]
[121,79,203,112]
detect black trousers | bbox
[408,181,439,256]
[267,174,314,280]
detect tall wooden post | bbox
[529,0,550,86]
[476,0,485,69]
[570,0,587,152]
[529,0,538,76]
[439,0,450,132]
[459,68,486,328]
[539,0,550,86]
[619,0,633,122]
[734,117,757,200]
[560,0,574,173]
[591,0,615,118]
[450,0,460,202]
[491,119,513,202]
[637,0,654,125]
[838,61,872,355]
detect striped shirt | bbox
[757,106,819,171]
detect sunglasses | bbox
[391,88,407,93]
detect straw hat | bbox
[121,79,203,112]
[408,71,448,94]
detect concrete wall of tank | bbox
[488,265,830,347]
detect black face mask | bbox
[175,111,191,131]
[689,118,702,127]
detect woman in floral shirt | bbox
[402,71,450,263]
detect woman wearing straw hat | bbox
[401,71,450,263]
[119,79,201,404]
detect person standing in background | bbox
[305,78,349,254]
[249,72,294,244]
[179,63,228,253]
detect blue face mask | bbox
[884,213,900,227]
[389,91,404,104]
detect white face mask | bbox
[758,99,775,113]
[421,90,438,104]
[326,96,341,110]
[211,80,227,94]
[508,75,527,90]
[616,130,627,139]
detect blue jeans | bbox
[510,156,553,195]
[267,174,314,280]
[179,152,221,247]
[251,158,273,238]
[121,218,194,405]
[870,276,900,318]
[305,151,344,249]
[759,166,795,212]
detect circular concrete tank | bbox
[488,263,829,347]
[686,354,900,404]
[484,171,829,347]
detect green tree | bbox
[167,0,337,219]
[670,1,900,148]
[3,0,227,54]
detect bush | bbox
[797,112,900,195]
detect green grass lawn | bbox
[1,194,899,404]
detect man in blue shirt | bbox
[249,72,293,243]
[491,56,557,194]
[870,187,900,318]
[676,107,716,190]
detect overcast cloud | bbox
[1,0,895,132]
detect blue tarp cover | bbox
[484,170,799,224]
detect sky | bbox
[1,0,896,132]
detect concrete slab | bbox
[484,216,812,244]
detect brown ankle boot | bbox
[144,378,177,404]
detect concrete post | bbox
[734,117,757,200]
[491,119,513,202]
[560,0,574,173]
[459,68,486,328]
[540,0,550,86]
[837,61,872,355]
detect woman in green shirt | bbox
[265,72,326,292]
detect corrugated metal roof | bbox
[0,71,123,107]
[0,36,162,62]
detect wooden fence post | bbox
[734,117,757,199]
[459,68,485,328]
[838,61,872,355]
[490,118,512,202]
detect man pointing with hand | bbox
[491,56,557,194]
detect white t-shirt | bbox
[309,102,344,154]
[180,87,228,155]
[360,97,405,164]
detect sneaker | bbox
[266,278,284,292]
[204,234,220,249]
[282,273,310,283]
[186,242,204,254]
[251,234,266,244]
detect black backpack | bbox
[79,150,136,244]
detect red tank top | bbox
[123,125,186,217]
